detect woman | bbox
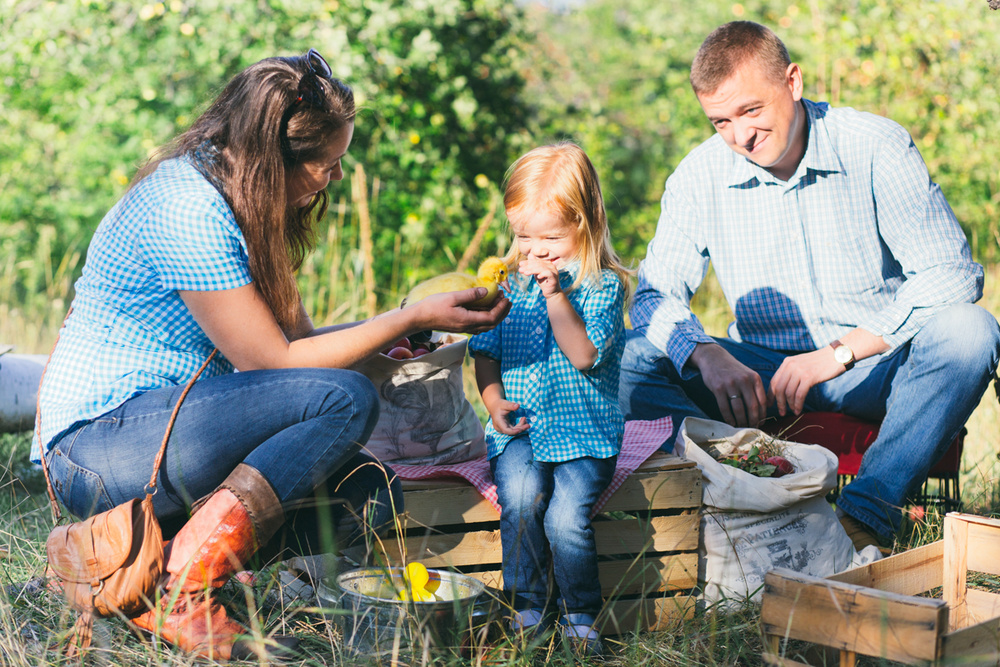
[32,49,509,660]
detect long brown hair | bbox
[133,52,355,330]
[502,142,633,304]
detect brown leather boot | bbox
[132,464,297,661]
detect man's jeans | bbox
[490,436,616,626]
[45,367,399,557]
[619,303,1000,540]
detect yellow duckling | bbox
[397,562,435,602]
[402,257,509,309]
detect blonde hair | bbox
[502,141,633,303]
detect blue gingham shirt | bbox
[31,157,251,462]
[468,264,626,462]
[632,99,983,374]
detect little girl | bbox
[469,142,632,654]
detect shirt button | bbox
[529,372,538,381]
[534,327,544,335]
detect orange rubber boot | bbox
[132,464,295,661]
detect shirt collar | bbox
[726,99,843,188]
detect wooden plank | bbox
[400,486,499,526]
[944,513,970,628]
[596,594,696,635]
[600,467,702,512]
[400,466,701,527]
[965,518,1000,577]
[455,553,698,598]
[965,589,1000,627]
[760,568,947,663]
[382,514,700,568]
[941,615,1000,666]
[635,452,697,472]
[826,541,943,596]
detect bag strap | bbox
[35,308,218,523]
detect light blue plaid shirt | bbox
[469,264,626,463]
[632,99,983,374]
[31,157,251,462]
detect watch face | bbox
[834,345,853,364]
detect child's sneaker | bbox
[562,622,604,657]
[509,608,549,643]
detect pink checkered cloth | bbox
[388,416,673,517]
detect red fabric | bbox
[390,416,673,517]
[762,412,963,476]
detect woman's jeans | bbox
[619,303,1000,540]
[45,367,401,558]
[490,435,616,626]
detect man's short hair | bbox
[690,21,791,96]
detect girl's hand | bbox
[489,399,530,436]
[518,257,562,299]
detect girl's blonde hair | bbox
[502,141,633,303]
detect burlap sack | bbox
[357,334,485,466]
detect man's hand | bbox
[769,349,844,417]
[689,343,767,428]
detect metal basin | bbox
[317,567,486,654]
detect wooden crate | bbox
[375,452,702,635]
[761,513,1000,666]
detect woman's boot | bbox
[132,463,297,660]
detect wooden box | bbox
[761,513,1000,666]
[377,452,702,635]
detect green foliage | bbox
[529,0,1000,262]
[0,0,531,313]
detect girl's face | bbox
[285,122,355,208]
[508,207,580,269]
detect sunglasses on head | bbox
[292,48,333,111]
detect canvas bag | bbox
[38,345,216,656]
[674,417,881,608]
[357,333,485,466]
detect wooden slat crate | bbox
[373,452,702,635]
[761,513,1000,667]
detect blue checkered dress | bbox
[469,265,626,462]
[631,99,983,374]
[31,158,251,462]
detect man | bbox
[619,21,1000,549]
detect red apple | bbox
[386,346,414,360]
[392,337,412,351]
[765,456,794,477]
[412,347,431,357]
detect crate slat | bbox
[826,541,943,595]
[386,513,700,568]
[761,568,947,664]
[399,465,701,527]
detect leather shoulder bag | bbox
[36,331,217,656]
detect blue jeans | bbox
[619,303,1000,539]
[45,367,401,557]
[490,435,616,625]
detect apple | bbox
[386,346,414,360]
[392,337,412,351]
[412,347,431,357]
[765,456,794,477]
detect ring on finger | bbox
[728,394,740,400]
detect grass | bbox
[2,194,1000,664]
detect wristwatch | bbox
[829,340,855,370]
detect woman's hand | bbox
[411,287,511,335]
